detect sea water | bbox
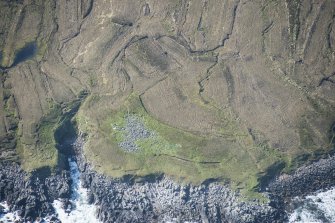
[0,201,22,223]
[52,158,102,223]
[289,187,335,223]
[2,159,335,222]
[0,158,101,223]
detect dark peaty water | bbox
[12,42,37,67]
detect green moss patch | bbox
[19,94,86,172]
[19,103,61,172]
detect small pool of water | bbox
[12,42,37,66]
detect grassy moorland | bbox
[77,94,290,200]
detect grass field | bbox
[17,102,61,172]
[77,94,287,199]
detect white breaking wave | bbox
[3,157,335,223]
[0,158,101,223]
[0,201,22,223]
[289,187,335,223]
[52,158,102,223]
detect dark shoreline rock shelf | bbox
[268,155,335,198]
[74,135,285,223]
[0,162,70,222]
[1,135,335,222]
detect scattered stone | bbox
[118,115,153,152]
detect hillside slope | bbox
[0,0,334,195]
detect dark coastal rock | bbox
[79,169,287,223]
[45,171,71,199]
[268,156,335,198]
[73,135,287,223]
[1,134,334,222]
[0,161,71,220]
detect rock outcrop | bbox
[0,161,70,221]
[73,135,286,223]
[268,154,335,198]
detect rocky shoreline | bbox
[1,135,335,222]
[268,155,335,198]
[74,135,286,223]
[0,162,70,222]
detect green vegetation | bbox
[161,20,175,35]
[36,38,48,60]
[78,94,286,199]
[88,75,98,87]
[0,87,20,162]
[19,103,62,172]
[19,93,86,172]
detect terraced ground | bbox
[0,0,334,198]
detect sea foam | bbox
[289,187,335,223]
